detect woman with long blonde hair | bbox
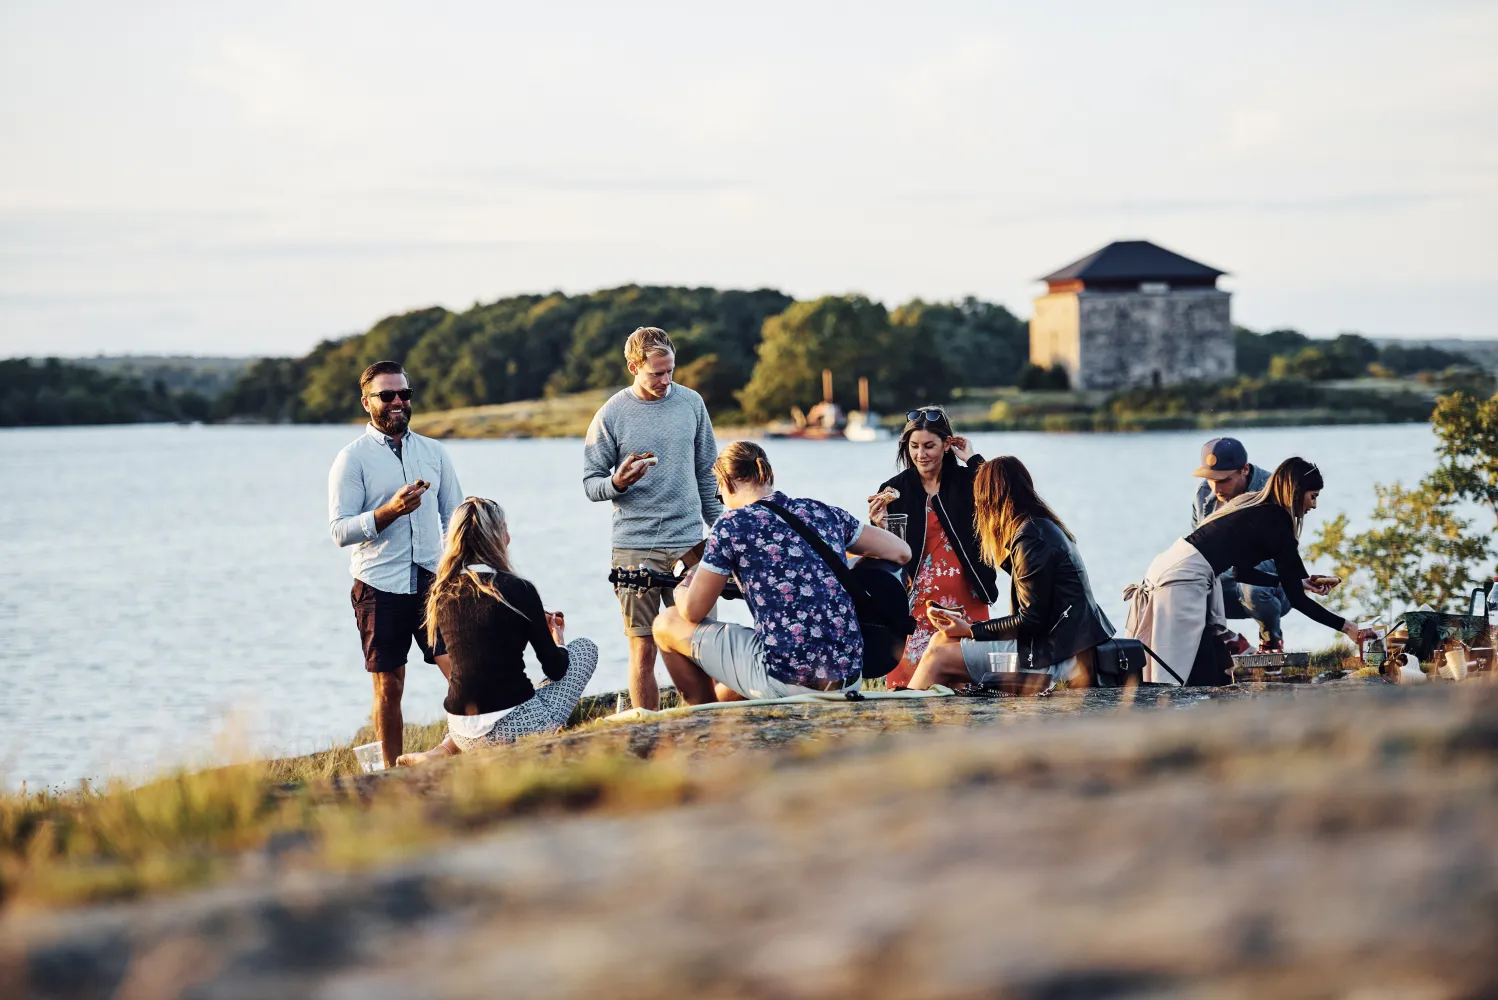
[397,496,597,764]
[908,455,1113,692]
[1124,456,1371,685]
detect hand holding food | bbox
[612,453,654,490]
[867,486,900,523]
[386,481,426,517]
[925,600,974,638]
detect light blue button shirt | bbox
[328,424,462,594]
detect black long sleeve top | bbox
[1185,505,1345,631]
[436,571,570,717]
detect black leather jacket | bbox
[971,517,1114,670]
[877,454,999,606]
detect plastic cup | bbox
[883,513,908,541]
[987,651,1019,674]
[352,741,386,773]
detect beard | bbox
[371,405,410,435]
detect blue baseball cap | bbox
[1193,437,1249,479]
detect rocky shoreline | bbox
[3,680,1495,999]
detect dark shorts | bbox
[351,568,447,673]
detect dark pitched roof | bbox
[1040,240,1227,283]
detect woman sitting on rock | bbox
[869,405,997,688]
[397,496,597,765]
[1125,456,1370,685]
[908,455,1113,692]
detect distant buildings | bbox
[1029,240,1234,390]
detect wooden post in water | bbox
[822,368,834,405]
[858,376,870,414]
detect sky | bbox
[1,0,1495,358]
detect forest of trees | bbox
[216,285,1029,425]
[4,285,1482,428]
[0,357,215,427]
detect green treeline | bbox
[4,285,1483,429]
[1233,328,1474,381]
[220,285,1029,425]
[1,358,215,427]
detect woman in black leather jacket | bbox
[907,455,1114,692]
[869,406,997,688]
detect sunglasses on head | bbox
[906,407,947,423]
[365,388,413,403]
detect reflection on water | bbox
[0,422,1435,787]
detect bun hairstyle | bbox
[1202,456,1324,538]
[713,440,774,492]
[424,496,523,645]
[972,455,1073,568]
[896,404,956,473]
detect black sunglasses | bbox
[906,407,947,423]
[365,388,414,403]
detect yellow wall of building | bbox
[1029,292,1080,384]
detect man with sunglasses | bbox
[329,360,462,767]
[583,327,724,711]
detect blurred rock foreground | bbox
[5,682,1497,999]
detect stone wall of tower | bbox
[1073,289,1233,390]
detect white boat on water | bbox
[763,370,890,442]
[843,410,889,443]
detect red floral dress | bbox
[885,496,991,688]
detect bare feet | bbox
[395,736,460,767]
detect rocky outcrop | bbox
[4,683,1496,999]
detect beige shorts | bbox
[612,546,695,638]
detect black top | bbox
[436,570,570,717]
[877,453,999,606]
[1185,505,1345,631]
[970,518,1114,670]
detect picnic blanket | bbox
[602,685,956,723]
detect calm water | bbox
[1,422,1437,787]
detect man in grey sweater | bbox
[583,326,724,710]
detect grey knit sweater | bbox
[582,384,724,549]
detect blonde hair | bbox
[972,455,1073,568]
[424,497,523,646]
[1200,456,1324,539]
[624,326,675,366]
[713,440,774,491]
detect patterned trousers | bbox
[449,638,599,750]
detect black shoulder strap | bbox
[759,498,856,591]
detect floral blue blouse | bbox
[700,492,865,687]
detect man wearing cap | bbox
[1191,437,1292,653]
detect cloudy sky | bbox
[1,0,1494,357]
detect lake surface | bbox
[1,422,1438,788]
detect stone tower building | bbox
[1029,240,1234,390]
